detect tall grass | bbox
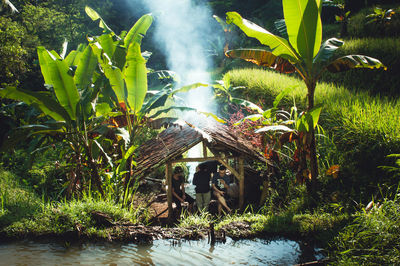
[329,197,400,264]
[0,168,42,227]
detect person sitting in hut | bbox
[212,165,232,215]
[192,163,211,212]
[172,166,195,212]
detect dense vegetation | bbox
[1,0,400,264]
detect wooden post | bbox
[239,157,245,210]
[166,162,173,221]
[202,141,207,158]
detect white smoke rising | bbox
[139,0,217,114]
[126,0,220,185]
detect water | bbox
[0,237,323,265]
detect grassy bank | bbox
[225,68,400,202]
[0,168,149,239]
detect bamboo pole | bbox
[166,162,173,222]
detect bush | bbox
[0,168,41,228]
[347,5,400,38]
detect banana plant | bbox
[0,43,106,197]
[225,0,386,196]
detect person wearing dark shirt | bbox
[192,163,211,211]
[212,165,232,215]
[171,166,195,211]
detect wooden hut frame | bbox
[133,119,266,221]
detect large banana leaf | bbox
[282,0,322,64]
[74,45,98,90]
[124,14,153,48]
[124,42,147,113]
[313,38,343,64]
[326,55,387,73]
[141,85,172,114]
[226,49,296,74]
[226,12,299,63]
[90,41,126,107]
[171,83,208,95]
[85,6,114,34]
[97,34,116,60]
[37,47,79,120]
[0,86,69,121]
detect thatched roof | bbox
[134,119,265,178]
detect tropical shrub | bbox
[225,68,400,204]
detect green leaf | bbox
[85,6,114,34]
[74,45,98,90]
[296,106,322,132]
[93,140,113,168]
[141,85,172,114]
[0,87,69,121]
[313,38,344,64]
[96,102,112,117]
[233,114,263,126]
[226,49,296,74]
[262,108,278,119]
[37,48,79,120]
[117,144,137,175]
[255,125,294,133]
[90,41,126,106]
[124,14,153,48]
[226,12,299,63]
[274,19,288,39]
[97,34,116,61]
[148,106,196,119]
[308,105,322,129]
[171,83,208,95]
[65,50,79,67]
[105,67,126,106]
[326,55,387,73]
[282,0,322,65]
[124,42,147,113]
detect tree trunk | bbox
[307,82,319,198]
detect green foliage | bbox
[2,195,148,238]
[347,5,400,38]
[20,5,68,51]
[226,68,400,203]
[0,16,28,86]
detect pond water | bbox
[0,237,323,265]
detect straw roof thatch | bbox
[134,119,265,178]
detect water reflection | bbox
[0,237,322,265]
